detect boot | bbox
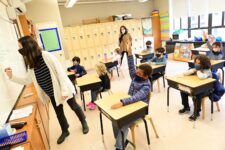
[74,107,89,134]
[57,130,70,144]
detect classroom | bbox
[0,0,225,150]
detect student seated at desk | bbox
[111,42,152,150]
[179,55,212,121]
[140,40,154,63]
[87,63,110,110]
[67,56,87,78]
[150,47,167,81]
[208,42,224,60]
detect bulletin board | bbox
[141,17,152,36]
[173,43,194,62]
[160,12,170,41]
[39,27,62,52]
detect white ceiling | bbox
[58,0,149,5]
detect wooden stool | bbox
[201,97,220,120]
[130,115,159,149]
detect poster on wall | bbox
[191,16,198,28]
[181,17,188,29]
[212,12,222,27]
[141,17,152,36]
[174,43,193,61]
[200,14,208,28]
[160,12,170,41]
[39,28,62,52]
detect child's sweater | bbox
[121,55,151,105]
[67,64,87,77]
[151,55,167,65]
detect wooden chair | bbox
[201,97,220,120]
[129,93,159,149]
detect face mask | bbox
[156,54,161,57]
[134,75,145,82]
[212,50,221,55]
[194,64,201,70]
[146,45,151,49]
[73,61,78,65]
[121,29,126,34]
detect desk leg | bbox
[143,119,151,149]
[167,87,170,112]
[221,68,224,85]
[116,66,119,77]
[120,131,125,150]
[211,97,214,121]
[100,112,104,142]
[163,75,166,88]
[81,92,86,111]
[193,96,197,129]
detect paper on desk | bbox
[12,146,24,150]
[10,105,33,121]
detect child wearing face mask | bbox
[67,56,87,78]
[149,47,167,82]
[179,55,212,121]
[150,47,167,65]
[140,41,154,63]
[111,42,152,150]
[208,42,224,60]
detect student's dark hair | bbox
[155,47,165,53]
[72,56,80,64]
[212,42,221,48]
[146,41,152,45]
[194,55,211,70]
[119,25,128,43]
[18,36,42,70]
[138,64,152,77]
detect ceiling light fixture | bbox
[65,0,77,8]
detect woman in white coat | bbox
[5,36,89,144]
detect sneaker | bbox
[189,113,200,121]
[88,103,96,110]
[178,107,190,114]
[86,101,93,107]
[57,130,70,144]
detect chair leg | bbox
[157,79,160,93]
[107,90,113,95]
[216,102,220,112]
[201,98,206,120]
[148,118,159,138]
[130,125,136,150]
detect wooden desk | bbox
[187,60,225,84]
[138,63,166,91]
[77,74,102,111]
[67,71,77,92]
[95,92,150,150]
[135,51,154,64]
[166,75,215,120]
[191,47,210,59]
[99,58,119,77]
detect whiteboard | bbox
[0,3,26,124]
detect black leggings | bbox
[120,51,128,65]
[50,95,86,132]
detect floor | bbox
[49,57,225,150]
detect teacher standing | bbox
[5,36,89,145]
[119,25,132,65]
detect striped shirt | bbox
[34,54,54,97]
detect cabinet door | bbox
[36,108,49,150]
[92,26,101,47]
[98,23,106,45]
[36,98,49,141]
[63,27,73,51]
[31,109,47,150]
[84,25,94,48]
[71,27,80,50]
[78,26,86,49]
